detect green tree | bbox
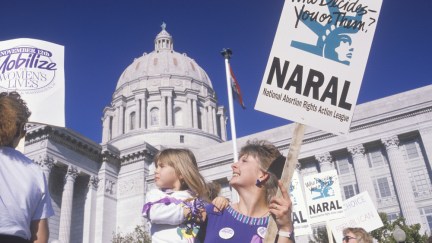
[112,225,151,243]
[371,212,428,243]
[309,226,334,243]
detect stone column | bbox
[135,97,140,129]
[207,105,213,133]
[419,127,432,171]
[212,106,217,135]
[118,106,124,135]
[187,98,192,128]
[83,175,99,243]
[219,108,227,141]
[38,155,55,184]
[59,166,79,243]
[101,115,110,143]
[115,106,121,137]
[315,152,334,172]
[161,96,166,127]
[167,95,173,126]
[203,105,208,132]
[142,96,147,129]
[381,136,427,233]
[192,99,198,129]
[348,144,378,206]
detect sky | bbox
[1,0,431,143]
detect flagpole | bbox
[221,48,238,161]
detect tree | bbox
[112,225,151,243]
[371,212,428,243]
[309,226,333,243]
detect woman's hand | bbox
[212,196,230,212]
[268,181,293,232]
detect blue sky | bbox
[1,0,431,143]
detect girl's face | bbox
[155,160,182,190]
[230,154,265,187]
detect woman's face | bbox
[342,231,358,243]
[230,154,264,187]
[334,35,353,63]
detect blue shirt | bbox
[202,205,269,243]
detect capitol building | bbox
[24,26,432,242]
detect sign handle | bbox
[264,123,305,242]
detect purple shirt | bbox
[202,205,269,243]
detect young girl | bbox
[142,148,227,243]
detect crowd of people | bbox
[0,91,428,243]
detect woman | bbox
[0,92,54,243]
[342,227,373,243]
[200,140,294,243]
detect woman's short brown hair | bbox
[0,92,31,146]
[238,139,282,204]
[343,227,373,243]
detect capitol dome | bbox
[116,25,213,97]
[116,26,213,91]
[101,24,227,151]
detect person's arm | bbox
[30,219,49,243]
[269,181,295,243]
[143,189,186,225]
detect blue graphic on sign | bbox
[290,181,298,205]
[290,0,365,65]
[310,176,335,200]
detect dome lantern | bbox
[155,22,173,52]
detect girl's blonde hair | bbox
[238,139,282,204]
[0,92,31,147]
[154,148,209,201]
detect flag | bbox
[229,65,246,109]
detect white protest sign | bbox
[255,0,383,134]
[291,171,312,235]
[0,38,65,127]
[328,191,383,243]
[303,170,344,223]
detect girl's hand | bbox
[212,196,230,212]
[269,181,293,232]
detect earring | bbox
[256,175,269,188]
[255,179,263,187]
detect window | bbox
[150,108,159,126]
[180,135,184,143]
[336,158,351,175]
[410,169,431,196]
[376,177,391,198]
[387,213,399,222]
[402,140,420,160]
[198,110,203,129]
[129,112,136,130]
[422,207,432,231]
[343,184,358,199]
[367,148,386,167]
[109,116,113,140]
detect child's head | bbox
[0,92,31,147]
[154,148,209,200]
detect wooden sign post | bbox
[264,123,305,242]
